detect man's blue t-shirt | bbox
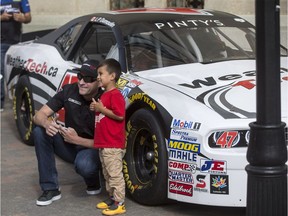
[0,0,31,44]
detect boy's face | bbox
[97,65,115,89]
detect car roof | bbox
[88,8,245,25]
[36,8,254,47]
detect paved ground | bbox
[0,98,246,216]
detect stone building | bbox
[26,0,287,45]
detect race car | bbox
[4,8,288,207]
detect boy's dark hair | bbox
[98,58,122,82]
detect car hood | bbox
[137,59,288,119]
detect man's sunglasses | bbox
[77,73,97,83]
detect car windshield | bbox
[126,26,287,72]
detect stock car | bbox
[4,8,288,207]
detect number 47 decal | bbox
[216,131,239,148]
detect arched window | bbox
[167,0,204,8]
[110,0,144,10]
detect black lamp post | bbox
[246,0,287,216]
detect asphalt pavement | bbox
[0,98,246,216]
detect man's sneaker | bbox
[96,197,114,209]
[102,202,126,215]
[36,190,61,206]
[86,186,101,195]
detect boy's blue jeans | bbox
[33,126,101,191]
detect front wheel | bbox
[124,109,168,205]
[13,75,35,146]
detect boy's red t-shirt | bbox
[93,88,125,149]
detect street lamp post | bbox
[246,0,287,216]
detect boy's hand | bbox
[89,98,97,111]
[90,98,104,112]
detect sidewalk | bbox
[0,99,246,216]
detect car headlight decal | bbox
[209,130,249,148]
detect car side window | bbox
[56,23,83,55]
[126,31,195,72]
[72,24,116,65]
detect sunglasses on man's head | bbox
[77,73,97,83]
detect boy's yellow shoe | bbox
[102,202,126,215]
[96,197,114,209]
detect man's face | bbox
[77,73,99,97]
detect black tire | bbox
[124,109,168,205]
[13,75,35,146]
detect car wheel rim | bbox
[134,128,157,184]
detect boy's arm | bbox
[98,106,124,121]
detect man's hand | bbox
[0,12,12,21]
[45,120,61,137]
[59,127,78,144]
[13,12,25,22]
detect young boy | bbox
[90,58,126,216]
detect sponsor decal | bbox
[169,149,197,163]
[126,79,143,88]
[169,181,193,196]
[182,69,287,90]
[194,174,208,192]
[210,175,229,195]
[168,139,200,153]
[171,119,201,131]
[168,160,197,173]
[180,69,287,119]
[170,129,198,142]
[68,98,81,106]
[155,19,224,29]
[129,93,156,110]
[91,17,115,27]
[214,131,240,148]
[117,78,129,89]
[200,159,227,174]
[180,71,258,89]
[120,86,131,98]
[7,55,58,77]
[209,130,249,148]
[168,169,193,184]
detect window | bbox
[110,0,144,10]
[125,25,257,72]
[56,23,83,55]
[72,24,116,65]
[167,0,205,8]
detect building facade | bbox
[26,0,287,45]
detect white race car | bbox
[4,8,288,207]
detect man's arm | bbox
[33,104,60,136]
[0,11,31,23]
[13,11,31,24]
[34,104,95,148]
[59,127,94,148]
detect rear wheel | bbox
[124,109,168,205]
[13,75,35,146]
